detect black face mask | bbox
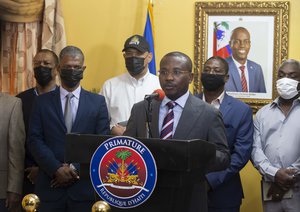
[201,73,226,91]
[34,66,53,87]
[125,57,145,76]
[60,68,83,88]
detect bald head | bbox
[59,46,85,63]
[229,27,251,64]
[230,27,250,41]
[278,59,300,73]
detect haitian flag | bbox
[143,1,156,75]
[213,21,232,58]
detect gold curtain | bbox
[0,0,43,22]
[0,0,66,95]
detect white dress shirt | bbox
[100,70,160,128]
[158,91,190,136]
[203,91,225,109]
[60,86,81,124]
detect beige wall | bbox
[61,1,300,211]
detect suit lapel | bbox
[230,61,243,91]
[219,93,232,120]
[173,94,201,140]
[72,88,86,131]
[52,88,65,125]
[247,62,255,92]
[150,100,160,138]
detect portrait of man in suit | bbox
[197,56,254,212]
[225,27,266,93]
[27,46,110,212]
[124,51,230,212]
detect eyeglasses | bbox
[158,70,190,77]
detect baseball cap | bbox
[122,35,150,53]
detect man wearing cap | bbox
[100,34,160,136]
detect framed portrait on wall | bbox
[194,1,289,112]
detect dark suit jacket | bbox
[197,93,253,208]
[225,56,266,93]
[27,87,110,202]
[124,94,230,212]
[16,88,38,195]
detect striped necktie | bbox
[240,65,248,92]
[160,101,176,140]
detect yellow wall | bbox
[61,0,300,211]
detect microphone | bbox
[144,89,165,101]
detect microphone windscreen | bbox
[154,89,165,101]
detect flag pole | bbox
[144,0,156,75]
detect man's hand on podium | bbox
[51,163,79,188]
[111,124,126,136]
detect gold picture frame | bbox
[194,1,289,112]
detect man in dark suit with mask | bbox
[28,46,110,212]
[124,52,230,212]
[197,56,253,212]
[17,49,58,195]
[100,35,160,136]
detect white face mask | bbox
[276,77,300,99]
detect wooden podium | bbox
[66,134,215,212]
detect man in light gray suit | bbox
[125,51,230,212]
[0,93,25,212]
[225,27,266,93]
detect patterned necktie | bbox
[240,65,248,92]
[64,93,74,133]
[160,101,176,140]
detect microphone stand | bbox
[145,97,153,138]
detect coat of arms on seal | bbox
[90,136,157,208]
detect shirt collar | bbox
[203,90,225,105]
[33,88,38,96]
[271,96,300,108]
[270,97,280,107]
[161,90,190,108]
[60,86,81,99]
[232,57,248,69]
[34,85,57,96]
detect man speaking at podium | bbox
[28,46,110,212]
[125,51,230,211]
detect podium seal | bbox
[90,136,157,208]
